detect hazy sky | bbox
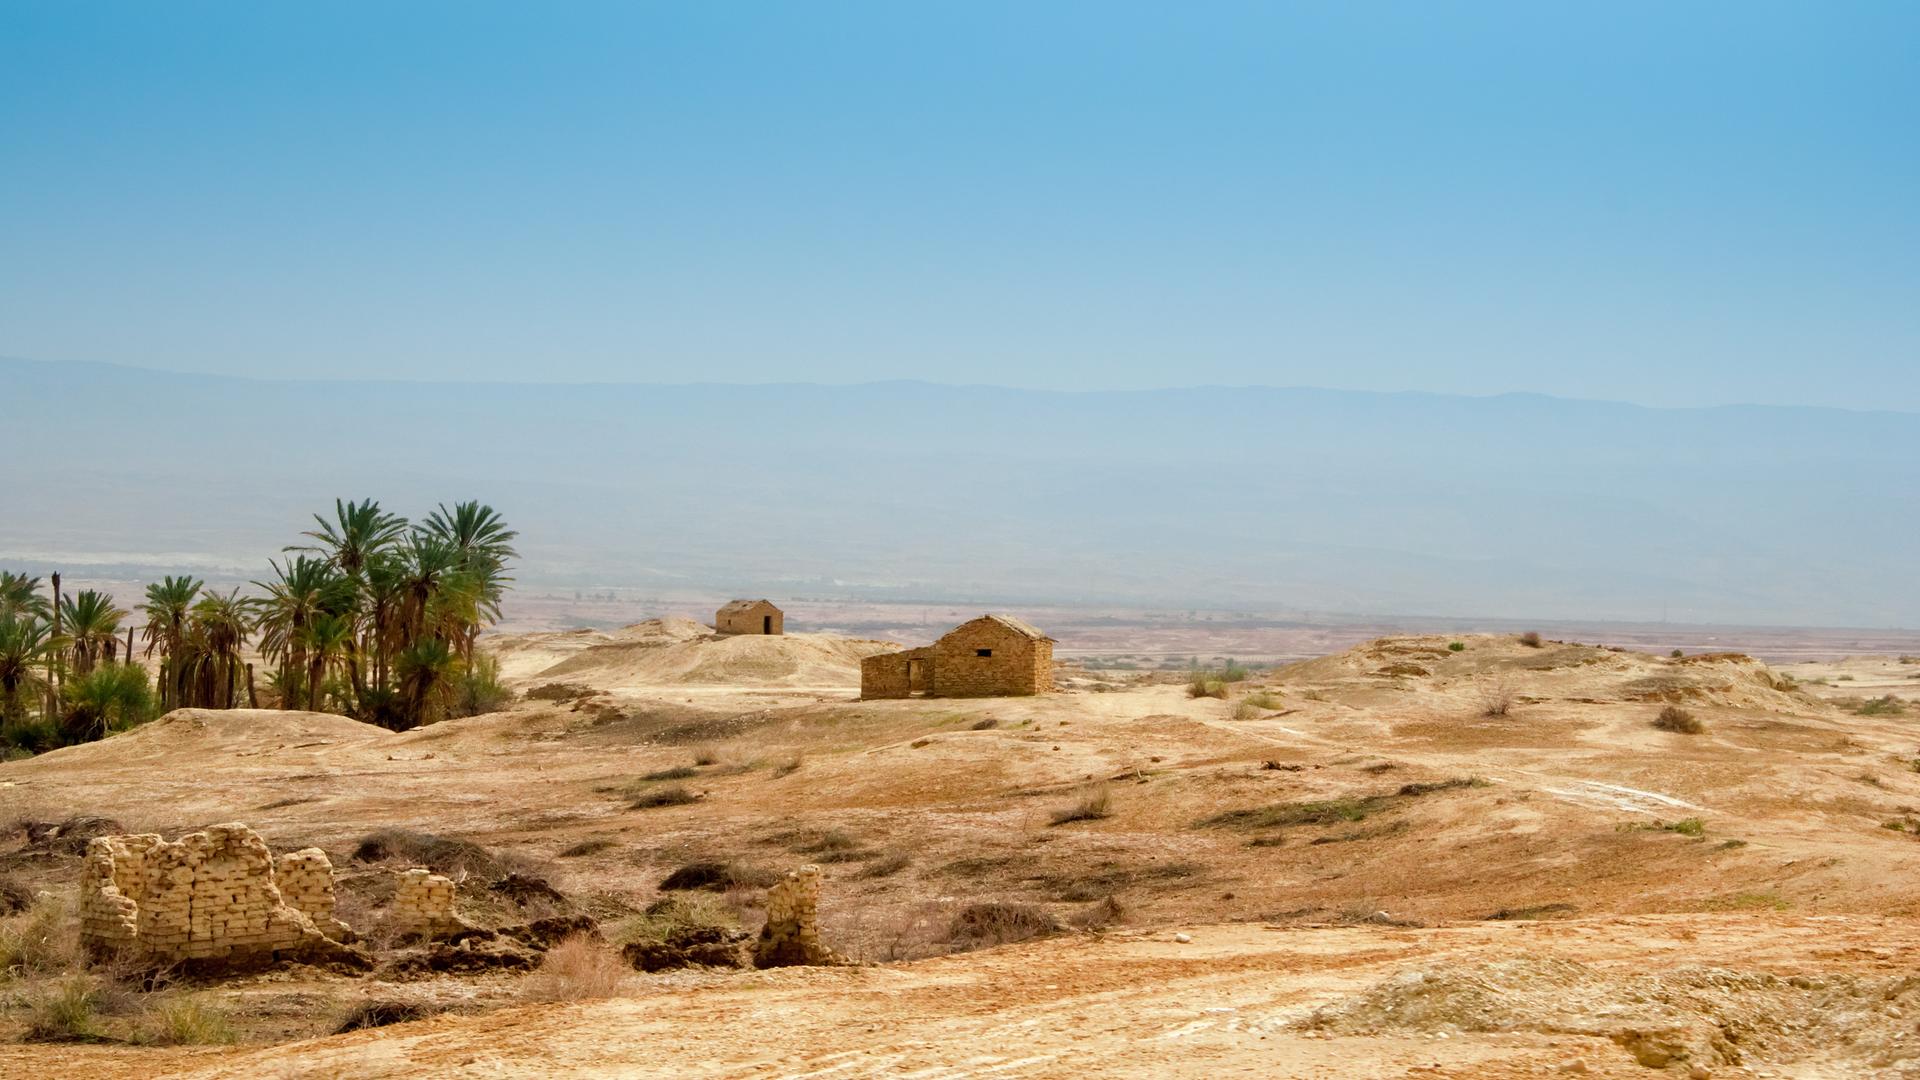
[3,2,1916,410]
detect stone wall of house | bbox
[390,867,464,939]
[78,823,349,967]
[860,645,930,699]
[754,864,838,967]
[928,620,1053,698]
[716,601,783,635]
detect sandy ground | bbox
[4,630,1919,1076]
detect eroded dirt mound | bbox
[522,620,896,690]
[3,708,387,770]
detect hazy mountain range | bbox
[3,357,1914,627]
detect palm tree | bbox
[0,573,49,621]
[139,575,202,709]
[180,589,251,708]
[254,556,352,709]
[0,615,57,723]
[421,502,518,669]
[59,590,127,676]
[60,663,153,743]
[291,498,408,578]
[301,613,355,713]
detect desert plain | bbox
[5,612,1920,1078]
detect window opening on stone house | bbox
[977,648,992,657]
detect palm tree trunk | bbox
[48,571,61,717]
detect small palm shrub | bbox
[453,654,512,718]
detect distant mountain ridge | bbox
[3,356,1914,627]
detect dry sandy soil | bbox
[3,628,1919,1077]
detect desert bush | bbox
[452,654,512,718]
[1186,672,1227,699]
[352,828,503,877]
[559,837,617,858]
[519,935,627,1001]
[1231,700,1263,720]
[1671,649,1685,658]
[771,750,804,777]
[1049,784,1112,826]
[970,717,999,730]
[853,849,912,879]
[629,785,698,810]
[1519,631,1543,648]
[0,874,33,916]
[1652,705,1704,734]
[946,902,1061,950]
[613,894,739,944]
[639,765,698,782]
[24,973,107,1042]
[141,996,237,1046]
[1857,696,1907,717]
[1448,641,1466,652]
[658,861,776,892]
[0,893,80,976]
[690,744,722,766]
[1199,796,1386,830]
[1478,678,1515,717]
[1068,895,1125,931]
[333,995,447,1033]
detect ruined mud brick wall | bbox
[716,599,783,635]
[755,864,838,967]
[79,823,345,964]
[928,619,1053,698]
[390,868,463,938]
[275,848,354,941]
[860,645,930,699]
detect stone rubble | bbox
[754,864,844,968]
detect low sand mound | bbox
[529,619,896,690]
[4,708,387,770]
[1276,633,1808,711]
[483,627,618,681]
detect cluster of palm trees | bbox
[0,499,516,752]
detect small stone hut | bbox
[860,614,1054,699]
[716,599,783,636]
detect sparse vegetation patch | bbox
[1049,784,1113,825]
[1652,705,1704,734]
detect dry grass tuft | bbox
[333,995,447,1033]
[559,837,618,858]
[639,765,698,782]
[351,828,504,878]
[1478,678,1515,718]
[853,849,912,879]
[629,785,698,810]
[613,894,739,945]
[1652,705,1704,734]
[1049,784,1113,826]
[519,935,628,1001]
[0,892,81,975]
[1519,631,1544,648]
[140,996,237,1046]
[691,744,723,766]
[23,973,109,1042]
[946,902,1062,950]
[658,861,776,892]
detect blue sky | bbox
[3,2,1916,409]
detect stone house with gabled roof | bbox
[715,599,783,635]
[860,614,1054,699]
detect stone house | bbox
[860,614,1054,699]
[716,599,783,635]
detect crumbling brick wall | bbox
[275,847,354,942]
[390,867,464,939]
[754,864,839,967]
[860,646,931,699]
[78,822,351,967]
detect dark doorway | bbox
[907,658,928,696]
[763,615,773,634]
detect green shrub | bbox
[453,654,512,718]
[1671,649,1685,658]
[60,663,154,743]
[24,974,106,1042]
[1857,696,1907,717]
[1448,642,1466,652]
[613,893,739,944]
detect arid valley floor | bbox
[6,621,1920,1077]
